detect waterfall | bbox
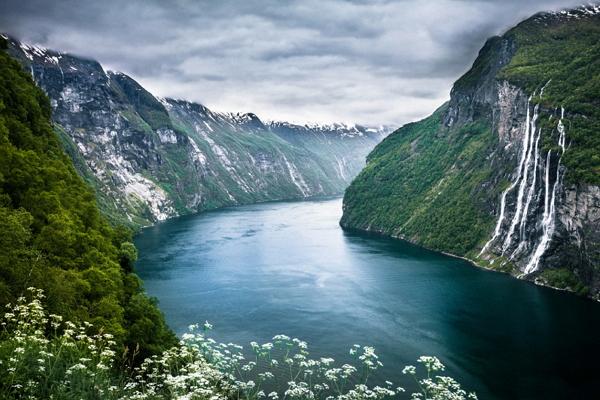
[539,79,552,98]
[543,151,551,217]
[558,107,566,151]
[502,104,539,253]
[524,156,561,273]
[481,94,568,275]
[511,127,541,258]
[523,107,567,273]
[479,98,532,256]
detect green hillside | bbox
[0,37,175,360]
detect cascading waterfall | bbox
[481,96,567,275]
[558,107,566,151]
[511,127,540,259]
[502,103,539,254]
[523,107,566,274]
[544,151,551,216]
[479,97,532,256]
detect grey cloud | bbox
[0,0,586,126]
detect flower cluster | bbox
[0,288,118,399]
[402,357,477,400]
[0,289,477,400]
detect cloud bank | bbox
[0,0,585,125]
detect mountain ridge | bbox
[3,34,391,228]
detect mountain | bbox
[4,36,390,227]
[341,5,600,299]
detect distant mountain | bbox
[341,5,600,299]
[4,35,391,227]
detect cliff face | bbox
[5,36,389,227]
[341,5,600,299]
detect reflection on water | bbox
[135,197,600,400]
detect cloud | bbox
[0,0,585,126]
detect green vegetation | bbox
[0,44,175,360]
[168,107,346,206]
[110,72,173,131]
[342,106,497,256]
[540,268,589,296]
[499,11,600,184]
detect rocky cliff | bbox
[341,5,600,299]
[4,36,389,227]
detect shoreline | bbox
[340,222,599,303]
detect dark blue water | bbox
[135,197,600,400]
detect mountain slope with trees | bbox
[341,5,600,299]
[0,36,175,360]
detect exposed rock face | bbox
[476,86,569,273]
[341,5,600,299]
[5,36,389,227]
[461,45,598,295]
[553,185,600,293]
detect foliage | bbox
[452,36,506,93]
[0,289,477,400]
[0,48,176,358]
[109,72,173,131]
[342,107,496,255]
[540,268,589,296]
[0,288,119,399]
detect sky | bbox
[0,0,587,126]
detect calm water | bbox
[135,197,600,400]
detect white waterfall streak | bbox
[479,98,532,256]
[502,104,539,253]
[524,108,567,274]
[539,79,552,98]
[524,157,560,273]
[543,151,551,218]
[558,107,566,151]
[511,127,541,258]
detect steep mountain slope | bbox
[0,38,175,358]
[4,36,389,227]
[341,5,600,299]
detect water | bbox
[135,197,600,399]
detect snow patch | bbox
[157,128,178,144]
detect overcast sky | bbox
[0,0,586,126]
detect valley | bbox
[5,35,390,227]
[0,2,599,400]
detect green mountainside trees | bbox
[0,38,176,360]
